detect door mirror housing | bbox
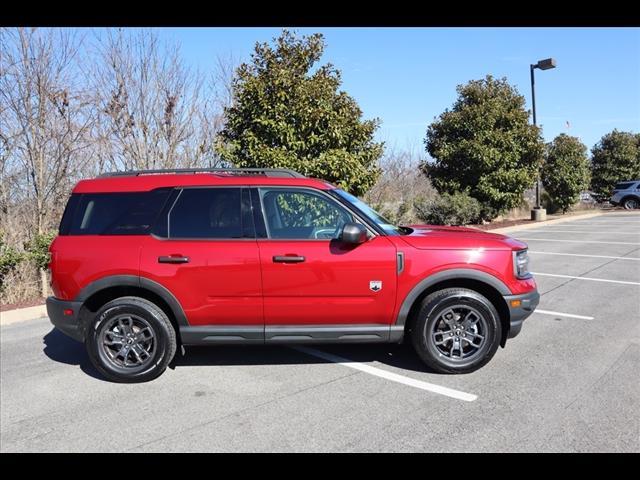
[341,223,368,244]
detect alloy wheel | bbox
[99,314,156,369]
[431,305,488,360]
[624,199,638,210]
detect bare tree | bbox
[1,27,96,295]
[91,29,231,172]
[0,27,239,302]
[364,144,437,224]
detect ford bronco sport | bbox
[47,168,539,382]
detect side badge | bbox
[369,280,382,292]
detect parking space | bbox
[1,212,639,452]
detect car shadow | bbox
[42,328,104,380]
[43,327,438,382]
[173,342,439,374]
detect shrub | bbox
[24,231,56,271]
[414,192,483,226]
[0,233,24,293]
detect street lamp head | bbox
[535,58,557,70]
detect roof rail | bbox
[98,168,306,178]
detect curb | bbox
[0,305,47,326]
[485,211,605,234]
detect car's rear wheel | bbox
[411,288,502,374]
[86,296,177,383]
[623,197,639,210]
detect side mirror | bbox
[341,222,368,244]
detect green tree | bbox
[217,30,383,196]
[590,130,640,198]
[541,134,590,213]
[423,75,544,220]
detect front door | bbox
[253,187,397,327]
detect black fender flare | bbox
[395,268,511,327]
[75,275,189,326]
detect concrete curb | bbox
[485,211,605,234]
[0,305,47,326]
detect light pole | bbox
[530,57,556,222]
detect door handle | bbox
[273,255,305,263]
[158,255,190,264]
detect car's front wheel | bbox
[411,288,502,374]
[86,296,177,383]
[623,197,639,210]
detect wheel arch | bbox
[75,275,188,340]
[621,195,640,208]
[397,269,512,348]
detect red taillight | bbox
[63,309,73,316]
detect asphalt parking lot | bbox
[1,212,639,452]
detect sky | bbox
[153,27,640,155]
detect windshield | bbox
[332,189,407,235]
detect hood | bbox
[399,224,527,250]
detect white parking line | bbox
[531,272,640,286]
[529,251,640,261]
[518,238,640,245]
[558,222,640,226]
[534,309,594,320]
[292,346,477,402]
[526,229,640,235]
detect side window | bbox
[63,189,171,235]
[260,188,354,239]
[169,188,244,239]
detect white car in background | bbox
[610,180,640,209]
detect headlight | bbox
[513,249,531,279]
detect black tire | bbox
[85,296,177,383]
[410,288,502,374]
[622,197,639,210]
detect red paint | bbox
[50,173,537,327]
[49,235,141,300]
[139,237,263,326]
[73,174,334,194]
[257,236,397,325]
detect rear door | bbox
[139,187,263,328]
[252,186,398,327]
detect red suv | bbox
[47,168,539,382]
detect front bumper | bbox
[46,296,84,342]
[503,289,540,339]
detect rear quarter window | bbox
[59,189,172,235]
[614,182,634,190]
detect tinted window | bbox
[615,182,634,190]
[169,188,243,239]
[260,188,353,239]
[61,190,171,235]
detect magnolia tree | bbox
[590,130,640,198]
[217,30,384,196]
[423,75,544,220]
[541,134,590,213]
